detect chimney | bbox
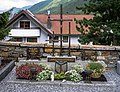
[47,10,51,29]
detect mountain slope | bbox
[9,5,31,14]
[29,0,87,14]
[29,0,53,14]
[8,0,87,15]
[8,6,31,19]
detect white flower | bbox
[100,29,104,32]
[62,79,66,82]
[51,72,54,82]
[110,30,113,33]
[104,25,107,27]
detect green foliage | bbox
[76,0,120,45]
[86,62,104,73]
[54,72,65,80]
[0,11,10,40]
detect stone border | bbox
[0,60,15,81]
[7,80,116,92]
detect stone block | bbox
[117,61,120,75]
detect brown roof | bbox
[34,14,93,35]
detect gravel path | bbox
[0,67,119,92]
[104,69,120,92]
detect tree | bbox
[0,11,10,40]
[75,0,120,45]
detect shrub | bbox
[16,63,43,80]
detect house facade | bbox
[7,10,93,44]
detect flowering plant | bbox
[16,63,43,80]
[72,64,84,73]
[36,70,53,81]
[39,63,52,70]
[65,70,83,82]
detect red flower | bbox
[16,63,43,80]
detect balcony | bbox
[9,28,40,37]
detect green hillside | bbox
[29,0,53,14]
[29,0,88,14]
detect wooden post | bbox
[53,32,55,56]
[50,4,72,56]
[60,4,63,56]
[69,22,71,56]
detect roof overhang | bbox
[7,10,53,35]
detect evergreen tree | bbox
[0,12,10,40]
[75,0,120,45]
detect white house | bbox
[7,10,93,44]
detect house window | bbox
[27,37,37,42]
[20,21,30,29]
[63,36,68,42]
[54,36,59,43]
[13,37,22,42]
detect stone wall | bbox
[0,42,120,67]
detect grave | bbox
[46,5,77,73]
[47,4,76,68]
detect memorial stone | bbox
[27,48,40,60]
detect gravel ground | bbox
[104,68,120,92]
[0,67,119,92]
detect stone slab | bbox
[47,56,76,62]
[0,60,15,81]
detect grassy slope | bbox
[29,0,87,14]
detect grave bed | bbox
[8,69,115,92]
[13,60,116,92]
